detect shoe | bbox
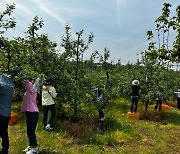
[100,117,105,121]
[45,124,53,131]
[26,147,39,154]
[23,146,32,152]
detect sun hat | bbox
[0,74,14,88]
[132,80,139,86]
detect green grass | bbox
[6,98,180,153]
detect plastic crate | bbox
[161,104,168,110]
[8,112,19,125]
[127,112,140,120]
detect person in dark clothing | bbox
[130,80,140,113]
[0,74,14,154]
[94,88,105,121]
[174,89,180,110]
[154,91,163,111]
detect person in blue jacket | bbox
[0,74,14,154]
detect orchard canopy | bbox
[0,2,180,117]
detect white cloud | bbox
[30,0,66,27]
[1,0,179,64]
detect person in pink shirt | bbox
[21,78,39,154]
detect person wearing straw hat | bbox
[0,74,14,154]
[174,89,180,109]
[130,80,140,113]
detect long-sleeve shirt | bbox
[131,85,140,96]
[32,78,41,94]
[42,85,57,106]
[21,81,39,112]
[0,86,13,117]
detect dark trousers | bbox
[26,112,38,148]
[177,98,180,109]
[0,115,10,153]
[131,96,139,113]
[98,109,104,119]
[154,100,162,111]
[43,104,56,128]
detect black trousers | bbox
[43,104,56,128]
[0,115,10,153]
[98,109,104,119]
[177,98,180,109]
[26,112,39,148]
[154,100,162,111]
[131,96,139,113]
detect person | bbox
[130,80,140,113]
[42,78,57,130]
[94,88,105,121]
[154,91,163,111]
[0,74,14,154]
[32,78,42,106]
[174,89,180,109]
[32,78,41,94]
[21,78,39,154]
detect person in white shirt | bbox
[174,89,180,109]
[42,78,57,130]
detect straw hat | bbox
[132,80,139,85]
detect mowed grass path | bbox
[6,98,180,154]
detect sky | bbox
[0,0,179,64]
